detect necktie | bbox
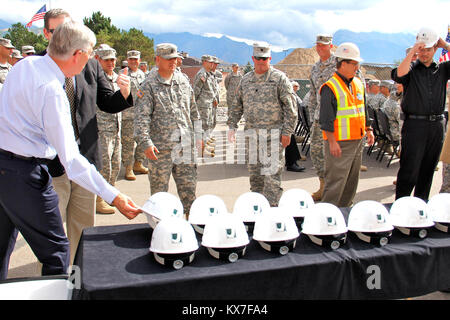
[65,77,79,140]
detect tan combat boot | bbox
[360,165,368,172]
[311,178,324,202]
[125,165,136,180]
[96,197,115,214]
[133,161,149,174]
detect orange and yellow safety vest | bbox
[320,73,366,141]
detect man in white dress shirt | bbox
[0,21,141,280]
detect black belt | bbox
[0,148,50,164]
[404,114,445,121]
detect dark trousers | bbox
[396,118,445,201]
[285,134,301,166]
[0,153,70,280]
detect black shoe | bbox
[286,163,305,172]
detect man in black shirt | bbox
[391,28,450,201]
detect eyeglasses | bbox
[254,56,269,61]
[345,60,359,66]
[48,28,56,34]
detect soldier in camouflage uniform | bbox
[193,54,216,156]
[122,50,149,180]
[227,42,297,207]
[0,38,14,85]
[134,43,202,217]
[210,56,222,136]
[370,80,390,110]
[307,34,336,201]
[366,80,381,110]
[224,63,242,112]
[95,45,123,214]
[139,61,150,77]
[381,82,403,143]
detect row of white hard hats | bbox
[143,191,450,269]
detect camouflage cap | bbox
[291,81,300,87]
[0,38,15,49]
[211,56,220,64]
[122,61,128,67]
[11,49,23,59]
[177,52,184,59]
[156,43,178,60]
[231,62,239,67]
[139,61,148,66]
[201,54,214,62]
[380,80,393,88]
[127,50,141,59]
[21,45,35,54]
[368,79,381,86]
[316,34,333,45]
[253,42,271,58]
[98,47,117,60]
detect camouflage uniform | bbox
[224,71,242,108]
[441,163,450,193]
[0,62,11,85]
[97,71,122,185]
[381,91,403,142]
[228,66,297,206]
[369,93,387,110]
[134,66,201,215]
[121,68,146,167]
[308,54,337,179]
[193,65,216,136]
[210,69,222,131]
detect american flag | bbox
[439,25,450,63]
[26,5,47,28]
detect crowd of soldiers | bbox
[0,30,447,216]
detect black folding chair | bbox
[367,106,383,156]
[375,109,400,167]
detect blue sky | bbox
[2,0,449,51]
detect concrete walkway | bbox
[6,123,449,299]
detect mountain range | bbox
[1,18,443,64]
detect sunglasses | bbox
[254,56,269,61]
[48,28,56,34]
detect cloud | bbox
[2,0,450,50]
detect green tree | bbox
[243,62,253,74]
[4,23,47,54]
[83,11,119,35]
[83,13,154,66]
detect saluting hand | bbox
[117,67,131,99]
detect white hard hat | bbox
[416,27,439,48]
[252,207,299,255]
[149,217,199,269]
[232,192,270,232]
[334,42,363,63]
[278,188,315,229]
[301,203,348,250]
[427,193,450,233]
[201,214,250,262]
[389,196,435,238]
[188,195,228,234]
[348,201,394,246]
[142,192,184,229]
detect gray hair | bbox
[47,20,96,60]
[44,8,70,30]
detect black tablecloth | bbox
[72,208,450,300]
